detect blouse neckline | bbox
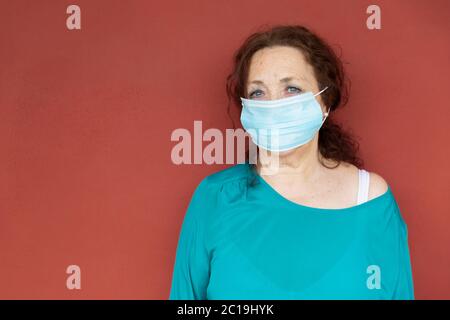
[252,166,393,214]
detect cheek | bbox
[316,96,326,108]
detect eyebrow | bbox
[248,76,302,85]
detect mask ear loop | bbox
[319,107,331,126]
[314,86,329,97]
[314,86,330,125]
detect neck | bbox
[256,136,323,183]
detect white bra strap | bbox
[357,169,370,204]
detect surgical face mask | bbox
[240,86,330,152]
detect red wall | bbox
[0,0,449,299]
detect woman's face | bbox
[245,45,327,157]
[246,45,325,110]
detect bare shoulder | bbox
[367,171,389,200]
[334,162,389,201]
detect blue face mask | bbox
[240,87,330,152]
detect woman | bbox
[169,25,414,300]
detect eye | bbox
[248,89,263,98]
[287,86,302,94]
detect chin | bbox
[276,147,299,156]
[258,146,300,157]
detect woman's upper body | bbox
[169,25,414,300]
[168,162,414,300]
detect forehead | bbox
[247,45,315,84]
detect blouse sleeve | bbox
[392,204,415,300]
[168,179,212,300]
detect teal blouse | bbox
[169,163,414,300]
